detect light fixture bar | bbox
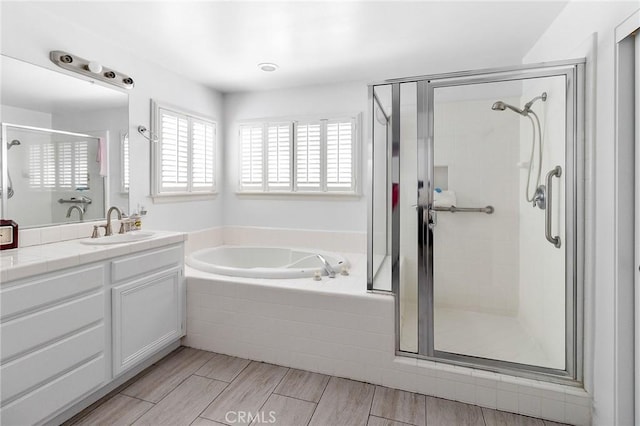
[50,50,134,90]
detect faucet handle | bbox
[119,221,127,234]
[91,225,100,239]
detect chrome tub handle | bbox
[545,166,562,248]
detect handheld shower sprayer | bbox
[491,92,547,205]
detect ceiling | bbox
[30,1,568,93]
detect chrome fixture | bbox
[545,166,562,248]
[50,50,134,90]
[433,205,494,214]
[104,206,123,236]
[66,205,84,220]
[533,185,546,210]
[316,254,336,278]
[3,139,20,199]
[137,125,158,143]
[491,92,547,117]
[492,92,547,204]
[58,195,92,205]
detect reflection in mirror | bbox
[0,54,129,229]
[2,124,104,227]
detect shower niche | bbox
[368,61,584,383]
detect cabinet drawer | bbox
[0,355,105,426]
[111,245,182,282]
[0,292,104,363]
[1,324,104,404]
[0,265,104,321]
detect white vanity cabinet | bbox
[0,265,107,426]
[0,237,186,426]
[111,245,184,376]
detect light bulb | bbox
[87,61,103,74]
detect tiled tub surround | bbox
[0,231,187,425]
[185,252,591,426]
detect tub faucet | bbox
[316,254,336,278]
[66,205,84,221]
[105,206,123,236]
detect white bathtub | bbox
[186,246,349,279]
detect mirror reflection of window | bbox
[121,132,129,193]
[28,140,90,191]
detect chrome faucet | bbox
[104,206,123,236]
[66,205,84,220]
[316,254,336,278]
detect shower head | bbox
[491,101,525,116]
[7,139,20,150]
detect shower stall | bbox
[367,60,584,382]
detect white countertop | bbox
[0,230,187,284]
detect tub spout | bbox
[316,254,336,278]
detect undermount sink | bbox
[80,231,155,245]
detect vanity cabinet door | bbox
[112,267,184,376]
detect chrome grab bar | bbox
[58,196,92,205]
[433,205,494,214]
[545,166,562,248]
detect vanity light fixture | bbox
[258,62,279,72]
[50,50,134,90]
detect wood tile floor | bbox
[65,347,569,426]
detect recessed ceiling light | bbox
[258,63,279,72]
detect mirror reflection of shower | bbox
[492,92,547,207]
[3,139,21,198]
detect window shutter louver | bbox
[267,123,291,190]
[159,108,189,191]
[326,120,354,190]
[122,134,130,191]
[240,125,264,189]
[191,120,215,190]
[58,142,73,188]
[74,141,89,189]
[42,144,56,189]
[295,123,322,190]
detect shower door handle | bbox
[545,166,562,248]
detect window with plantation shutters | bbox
[152,101,216,197]
[28,141,89,190]
[238,115,358,194]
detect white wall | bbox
[223,81,367,234]
[0,2,225,232]
[523,2,640,424]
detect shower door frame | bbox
[369,59,586,384]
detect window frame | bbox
[237,113,361,196]
[151,100,217,201]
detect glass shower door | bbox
[428,75,570,372]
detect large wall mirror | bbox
[0,54,129,228]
